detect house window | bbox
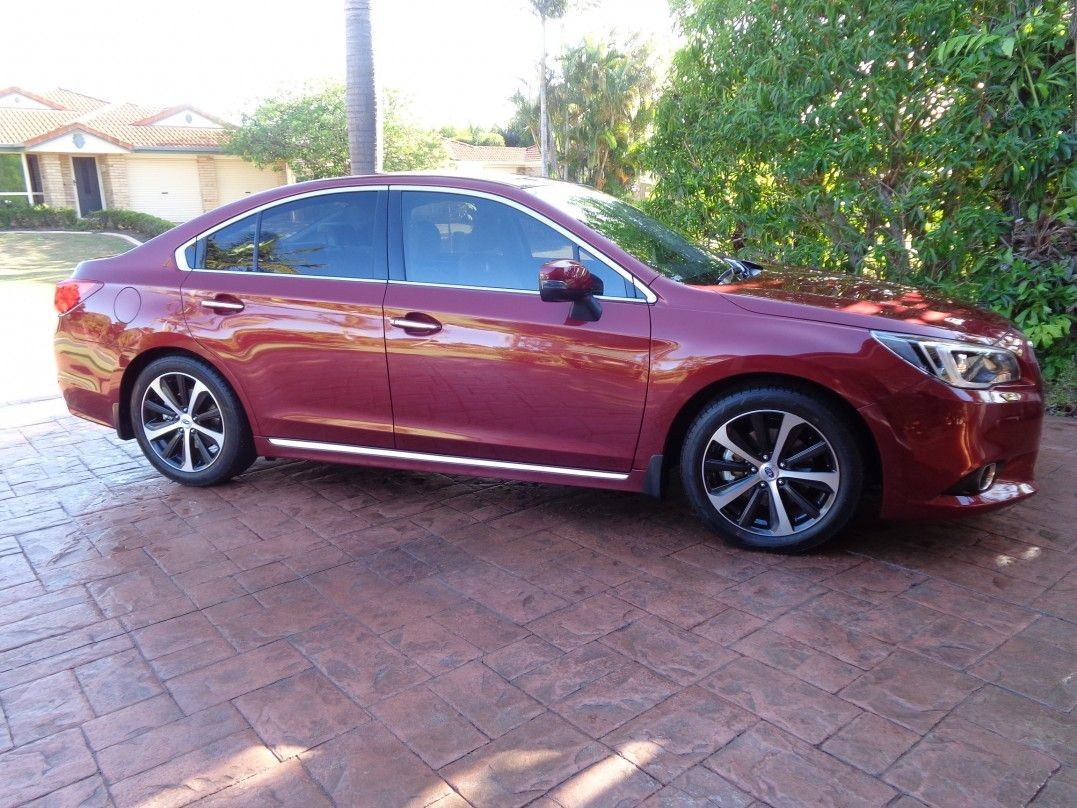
[0,154,44,206]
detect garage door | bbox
[127,157,202,222]
[216,160,284,205]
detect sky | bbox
[2,0,680,128]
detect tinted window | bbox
[195,192,383,279]
[204,214,257,272]
[528,183,740,286]
[401,191,635,296]
[258,192,380,279]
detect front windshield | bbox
[528,183,742,285]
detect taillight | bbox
[54,280,103,314]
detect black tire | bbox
[680,386,863,553]
[131,355,256,486]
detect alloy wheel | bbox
[701,409,840,537]
[140,372,225,473]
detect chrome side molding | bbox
[266,437,631,481]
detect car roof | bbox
[279,171,580,195]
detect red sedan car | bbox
[54,175,1043,552]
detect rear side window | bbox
[190,191,383,279]
[258,193,379,278]
[204,214,257,272]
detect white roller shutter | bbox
[127,157,202,222]
[216,160,284,205]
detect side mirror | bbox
[539,259,603,321]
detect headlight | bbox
[872,330,1020,389]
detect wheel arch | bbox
[659,372,883,500]
[117,346,253,441]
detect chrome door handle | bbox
[200,299,244,312]
[389,317,440,332]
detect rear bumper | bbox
[55,328,121,430]
[862,378,1043,520]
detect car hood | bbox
[703,265,1018,344]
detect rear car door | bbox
[180,187,394,447]
[383,186,652,473]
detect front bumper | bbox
[861,377,1043,520]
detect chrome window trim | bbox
[267,437,630,481]
[391,184,657,303]
[178,267,387,285]
[173,185,389,274]
[386,278,633,303]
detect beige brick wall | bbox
[37,154,67,207]
[59,156,77,209]
[100,156,130,210]
[196,156,218,212]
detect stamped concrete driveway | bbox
[0,399,1074,808]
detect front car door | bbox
[383,186,651,473]
[180,187,394,447]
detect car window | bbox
[401,190,636,297]
[203,213,257,272]
[258,193,380,279]
[194,191,383,279]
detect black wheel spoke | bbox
[784,441,828,467]
[784,483,821,519]
[191,430,211,464]
[145,400,173,418]
[162,429,183,457]
[738,486,765,526]
[705,458,751,474]
[750,412,769,456]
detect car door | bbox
[180,187,394,447]
[383,186,652,473]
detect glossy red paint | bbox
[539,259,598,292]
[54,173,1043,522]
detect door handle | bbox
[200,297,245,312]
[389,316,441,333]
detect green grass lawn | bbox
[0,232,135,403]
[0,231,135,284]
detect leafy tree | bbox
[649,0,1075,380]
[440,125,508,146]
[502,96,538,147]
[511,36,657,193]
[225,86,446,181]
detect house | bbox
[0,87,287,222]
[443,139,541,177]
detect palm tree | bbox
[345,0,381,174]
[528,1,568,178]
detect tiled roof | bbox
[0,87,231,151]
[445,139,540,163]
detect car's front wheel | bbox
[131,356,255,486]
[681,387,863,553]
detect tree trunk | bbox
[539,15,549,177]
[345,0,381,174]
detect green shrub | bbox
[83,209,174,239]
[648,0,1076,384]
[0,202,80,230]
[0,203,174,241]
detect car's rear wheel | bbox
[131,356,255,486]
[681,387,863,553]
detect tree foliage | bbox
[225,86,446,181]
[649,0,1075,380]
[440,125,507,146]
[514,36,658,193]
